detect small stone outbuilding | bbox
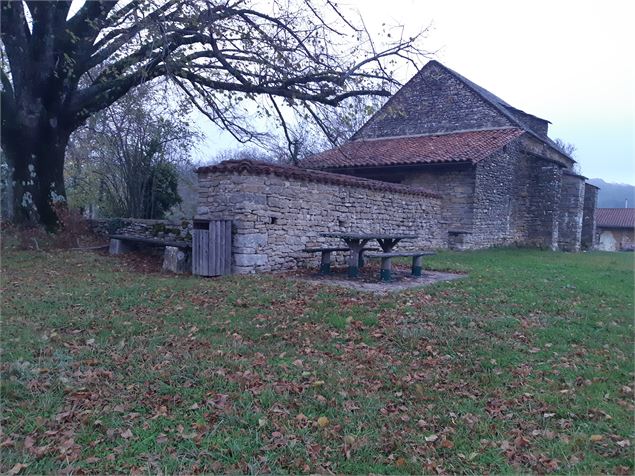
[196,160,443,273]
[596,208,635,251]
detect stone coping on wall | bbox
[562,169,589,180]
[196,159,441,198]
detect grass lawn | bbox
[1,246,633,474]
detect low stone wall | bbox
[196,160,444,274]
[88,218,192,242]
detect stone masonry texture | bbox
[558,173,586,252]
[581,184,599,250]
[196,164,444,274]
[354,61,514,139]
[307,59,593,252]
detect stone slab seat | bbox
[365,251,436,281]
[303,246,380,274]
[108,234,191,274]
[109,234,191,249]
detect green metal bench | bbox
[304,246,379,274]
[365,251,436,281]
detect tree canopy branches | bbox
[0,0,430,228]
[3,0,428,134]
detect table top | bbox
[321,232,418,240]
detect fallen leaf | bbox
[616,440,630,448]
[8,464,28,475]
[0,438,15,448]
[590,434,603,442]
[425,434,438,442]
[441,439,454,449]
[120,429,133,439]
[395,457,407,467]
[317,416,329,428]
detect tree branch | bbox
[0,1,31,90]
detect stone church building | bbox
[303,60,598,251]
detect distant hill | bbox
[588,178,635,208]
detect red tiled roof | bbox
[195,159,441,198]
[302,128,525,169]
[596,208,635,229]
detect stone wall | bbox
[333,163,476,234]
[558,173,586,252]
[327,138,577,251]
[517,134,573,168]
[196,160,444,274]
[597,228,635,251]
[88,218,192,242]
[470,146,518,247]
[353,61,514,139]
[524,159,562,250]
[581,184,598,250]
[323,140,575,251]
[504,108,549,138]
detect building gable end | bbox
[352,61,515,140]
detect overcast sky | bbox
[196,0,634,184]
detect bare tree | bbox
[1,0,429,229]
[66,83,198,218]
[263,95,385,163]
[554,138,577,158]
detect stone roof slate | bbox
[302,128,524,170]
[595,208,635,229]
[196,159,441,197]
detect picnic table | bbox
[320,232,417,277]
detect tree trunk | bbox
[3,123,70,231]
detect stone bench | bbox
[304,246,379,274]
[109,234,191,273]
[365,251,436,281]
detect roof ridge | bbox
[350,126,521,143]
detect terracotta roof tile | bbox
[302,128,525,169]
[596,208,635,229]
[195,159,441,198]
